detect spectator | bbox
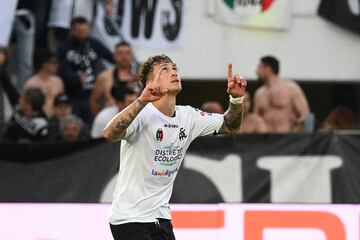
[90,41,139,117]
[58,17,113,126]
[239,92,268,133]
[48,93,73,139]
[0,46,19,107]
[320,105,356,131]
[47,0,96,51]
[200,101,224,114]
[253,55,310,133]
[3,88,49,141]
[91,86,137,138]
[23,49,64,117]
[58,114,89,142]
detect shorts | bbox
[110,218,176,240]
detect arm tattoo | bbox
[104,99,147,141]
[221,101,243,133]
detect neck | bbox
[117,67,131,80]
[266,75,280,86]
[152,94,176,117]
[37,70,51,80]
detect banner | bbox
[1,134,360,203]
[207,0,291,30]
[319,0,360,35]
[0,0,18,46]
[93,0,185,50]
[0,203,359,240]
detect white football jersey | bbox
[110,103,223,224]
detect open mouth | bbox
[171,79,180,83]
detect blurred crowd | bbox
[0,1,358,143]
[0,15,139,142]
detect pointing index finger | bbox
[228,63,233,82]
[154,64,166,84]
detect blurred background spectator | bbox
[253,56,311,133]
[320,85,358,132]
[91,86,137,138]
[201,101,224,114]
[0,0,359,143]
[240,92,268,134]
[48,93,72,139]
[0,46,19,135]
[58,17,113,126]
[320,105,356,131]
[58,114,89,142]
[3,87,48,142]
[90,41,139,117]
[23,49,64,117]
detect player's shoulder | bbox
[176,105,219,118]
[176,105,200,114]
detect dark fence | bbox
[0,133,360,203]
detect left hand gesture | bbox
[227,64,247,97]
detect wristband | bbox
[229,95,244,105]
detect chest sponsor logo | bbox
[179,128,187,141]
[154,148,183,166]
[151,168,178,177]
[156,128,164,142]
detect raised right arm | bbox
[103,65,168,142]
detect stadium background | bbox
[1,0,360,239]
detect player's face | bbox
[114,45,132,68]
[151,62,182,95]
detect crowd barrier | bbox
[0,133,360,203]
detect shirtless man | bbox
[90,41,138,116]
[253,56,310,133]
[240,92,267,133]
[23,49,64,117]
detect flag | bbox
[208,0,292,30]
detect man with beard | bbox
[90,41,139,116]
[253,56,310,133]
[58,17,113,125]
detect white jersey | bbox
[109,103,224,225]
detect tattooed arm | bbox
[103,99,147,141]
[219,101,244,133]
[219,64,247,134]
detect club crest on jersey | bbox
[179,128,187,141]
[156,128,164,142]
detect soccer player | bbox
[103,55,246,240]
